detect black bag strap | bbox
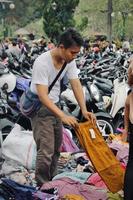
[48,61,67,93]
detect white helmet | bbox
[0,64,16,93]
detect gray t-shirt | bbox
[30,51,78,103]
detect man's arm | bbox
[69,78,96,122]
[121,96,130,141]
[36,84,78,127]
[124,96,130,132]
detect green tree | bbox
[42,0,79,42]
[3,0,43,28]
[77,17,88,31]
[0,0,44,37]
[74,0,133,40]
[74,0,107,37]
[113,0,133,40]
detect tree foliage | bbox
[1,0,43,27]
[112,0,133,39]
[74,0,107,37]
[42,0,79,42]
[77,17,88,31]
[74,0,133,40]
[0,0,132,40]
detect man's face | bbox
[60,45,80,63]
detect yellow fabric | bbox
[74,121,125,193]
[107,191,124,200]
[63,194,85,200]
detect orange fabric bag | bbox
[74,121,125,193]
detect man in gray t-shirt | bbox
[31,28,96,186]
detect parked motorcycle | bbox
[61,77,114,138]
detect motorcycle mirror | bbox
[7,99,17,108]
[1,83,8,93]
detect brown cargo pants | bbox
[31,105,62,186]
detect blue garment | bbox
[0,178,36,200]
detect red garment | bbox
[86,173,107,189]
[41,177,107,200]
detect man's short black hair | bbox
[58,28,83,48]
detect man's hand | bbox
[60,114,78,128]
[82,110,96,124]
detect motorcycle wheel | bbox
[113,109,124,131]
[96,117,115,138]
[114,117,124,131]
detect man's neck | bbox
[51,48,65,69]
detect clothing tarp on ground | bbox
[74,121,125,193]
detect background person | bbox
[122,59,133,200]
[6,39,21,61]
[122,38,131,52]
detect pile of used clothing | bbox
[0,124,127,199]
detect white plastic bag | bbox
[2,124,36,170]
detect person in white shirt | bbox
[30,28,96,186]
